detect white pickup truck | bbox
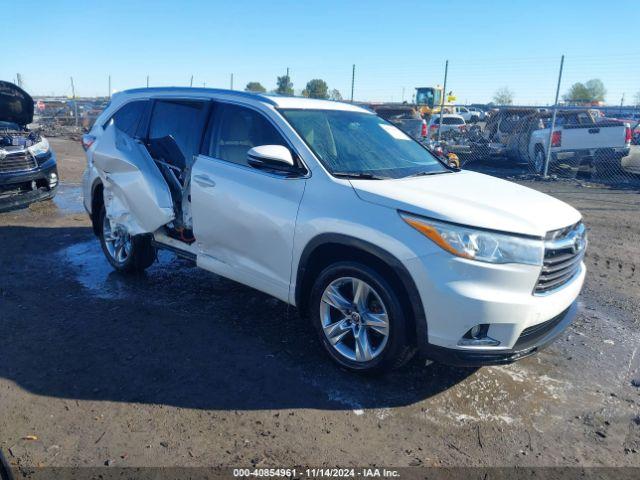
[452,106,481,123]
[506,110,632,174]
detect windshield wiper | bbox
[406,170,452,178]
[332,172,386,180]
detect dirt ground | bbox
[0,138,639,470]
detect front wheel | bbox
[98,205,156,272]
[309,262,414,373]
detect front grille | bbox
[534,222,586,295]
[0,151,37,173]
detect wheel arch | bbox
[295,233,427,350]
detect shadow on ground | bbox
[0,225,476,412]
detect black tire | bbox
[98,204,156,273]
[309,261,414,373]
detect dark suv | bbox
[0,81,58,212]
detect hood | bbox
[350,171,582,237]
[0,81,34,127]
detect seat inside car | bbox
[147,134,188,228]
[218,110,253,165]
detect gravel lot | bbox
[0,138,639,470]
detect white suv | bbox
[82,88,586,373]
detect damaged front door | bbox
[93,121,174,235]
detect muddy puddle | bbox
[52,183,85,214]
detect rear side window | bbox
[206,104,288,166]
[107,100,147,136]
[148,100,208,161]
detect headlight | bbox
[400,213,544,266]
[28,137,50,157]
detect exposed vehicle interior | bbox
[105,98,306,245]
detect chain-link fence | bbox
[367,54,640,188]
[419,104,640,188]
[24,53,640,187]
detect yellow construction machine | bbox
[414,86,456,117]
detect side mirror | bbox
[247,145,297,172]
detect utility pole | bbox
[286,67,289,79]
[543,55,564,178]
[108,75,111,98]
[230,73,234,90]
[402,87,405,103]
[16,73,23,88]
[146,75,149,88]
[189,75,193,87]
[620,93,625,114]
[70,76,79,127]
[437,60,449,142]
[350,64,355,103]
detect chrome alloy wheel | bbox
[102,214,132,265]
[320,277,390,363]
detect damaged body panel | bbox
[0,81,58,212]
[92,122,174,235]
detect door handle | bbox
[193,174,216,188]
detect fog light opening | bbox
[48,172,58,189]
[458,324,501,347]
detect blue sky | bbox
[3,0,638,104]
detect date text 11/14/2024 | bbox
[233,468,400,478]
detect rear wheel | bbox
[98,205,156,272]
[309,262,414,373]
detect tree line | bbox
[245,76,343,100]
[247,76,637,106]
[490,79,627,107]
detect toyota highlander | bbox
[82,88,586,373]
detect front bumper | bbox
[0,155,58,212]
[405,250,585,366]
[424,301,577,367]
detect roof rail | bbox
[120,87,278,106]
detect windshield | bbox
[415,88,441,108]
[280,109,448,179]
